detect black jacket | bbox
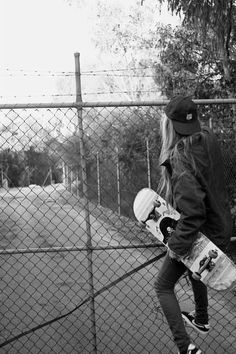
[163,128,232,256]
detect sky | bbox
[1,0,97,71]
[1,0,179,103]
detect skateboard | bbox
[133,188,236,291]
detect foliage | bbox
[79,0,236,102]
[66,0,236,101]
[87,0,165,100]
[0,150,26,188]
[0,146,62,188]
[153,25,228,98]
[85,106,163,204]
[63,1,236,220]
[155,0,236,94]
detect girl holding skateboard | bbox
[154,96,232,354]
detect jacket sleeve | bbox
[168,170,206,257]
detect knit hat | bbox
[165,96,201,135]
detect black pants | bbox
[154,253,208,352]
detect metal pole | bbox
[146,138,151,188]
[209,117,213,129]
[76,173,79,197]
[116,147,121,215]
[1,98,236,110]
[49,167,52,184]
[70,169,73,193]
[74,53,97,353]
[64,165,67,189]
[96,152,101,206]
[1,168,3,187]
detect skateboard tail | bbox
[205,259,236,291]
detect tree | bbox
[91,0,161,100]
[152,0,236,96]
[153,25,226,98]
[65,0,174,100]
[0,150,25,187]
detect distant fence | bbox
[0,100,236,354]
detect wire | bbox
[0,94,75,99]
[0,252,165,349]
[0,66,156,77]
[0,90,160,99]
[0,68,74,76]
[81,66,155,74]
[82,73,155,77]
[83,89,159,95]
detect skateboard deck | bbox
[133,188,236,291]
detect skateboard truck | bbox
[192,250,218,281]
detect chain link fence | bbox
[0,101,236,353]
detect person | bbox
[154,95,232,354]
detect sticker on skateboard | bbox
[133,188,236,291]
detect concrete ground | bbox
[0,184,236,353]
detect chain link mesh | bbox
[0,103,235,353]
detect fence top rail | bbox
[0,98,236,109]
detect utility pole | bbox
[116,146,121,215]
[75,52,83,196]
[75,53,82,103]
[74,53,97,354]
[146,138,151,188]
[96,152,101,205]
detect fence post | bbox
[1,167,3,187]
[76,172,79,197]
[96,152,101,205]
[62,162,68,188]
[146,138,151,188]
[116,147,121,215]
[74,52,97,354]
[209,117,213,129]
[70,169,73,193]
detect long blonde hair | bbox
[158,115,202,204]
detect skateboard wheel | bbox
[208,262,215,271]
[153,200,161,208]
[192,272,201,281]
[138,221,146,228]
[208,250,218,259]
